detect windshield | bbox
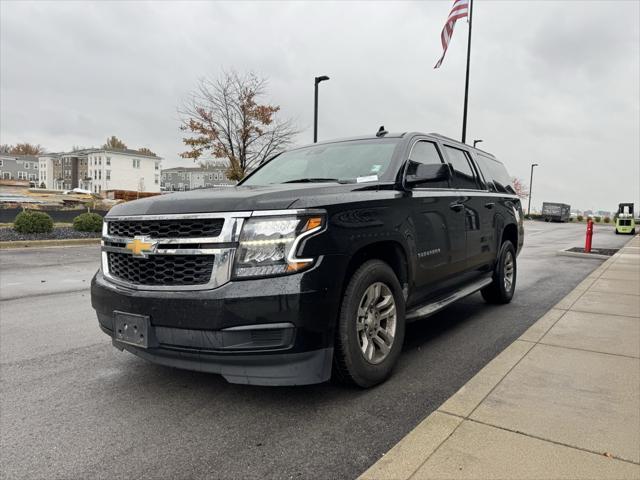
[241,139,400,185]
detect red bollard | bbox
[585,219,594,253]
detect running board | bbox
[405,277,493,322]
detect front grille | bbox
[108,219,223,239]
[107,252,214,286]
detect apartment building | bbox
[40,148,162,193]
[51,153,89,190]
[161,164,235,191]
[0,155,40,183]
[38,155,56,188]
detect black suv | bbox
[91,131,524,387]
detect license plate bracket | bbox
[113,311,150,348]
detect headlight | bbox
[233,214,324,278]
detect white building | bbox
[37,148,162,193]
[85,149,162,193]
[38,155,56,189]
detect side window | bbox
[406,141,448,188]
[476,154,514,194]
[444,146,479,190]
[473,154,497,192]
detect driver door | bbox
[406,140,466,303]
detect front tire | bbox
[333,260,405,388]
[481,240,517,304]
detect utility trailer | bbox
[541,202,571,222]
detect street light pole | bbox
[313,75,330,143]
[473,139,483,148]
[527,163,539,216]
[461,0,474,144]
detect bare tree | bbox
[179,71,299,181]
[0,144,11,154]
[511,177,529,199]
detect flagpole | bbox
[461,0,473,144]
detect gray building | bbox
[0,155,40,183]
[52,152,90,191]
[161,164,235,191]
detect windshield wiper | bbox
[283,178,342,184]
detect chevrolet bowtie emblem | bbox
[125,236,157,258]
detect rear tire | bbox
[481,241,517,304]
[333,260,405,388]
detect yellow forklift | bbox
[615,203,636,235]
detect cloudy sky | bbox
[1,0,638,212]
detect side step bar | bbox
[406,277,493,322]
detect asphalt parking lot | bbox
[0,221,633,479]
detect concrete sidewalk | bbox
[361,236,640,480]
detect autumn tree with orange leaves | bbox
[103,136,127,150]
[2,143,46,155]
[179,71,299,181]
[511,177,529,199]
[137,147,157,157]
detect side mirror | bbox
[405,162,451,186]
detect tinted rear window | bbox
[474,154,515,194]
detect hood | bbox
[107,183,393,216]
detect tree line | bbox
[1,137,157,157]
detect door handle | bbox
[449,202,464,212]
[484,202,495,209]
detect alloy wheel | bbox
[356,282,397,364]
[503,251,515,292]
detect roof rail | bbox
[427,132,497,158]
[428,133,463,144]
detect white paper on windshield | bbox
[356,175,378,183]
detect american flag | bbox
[434,0,470,69]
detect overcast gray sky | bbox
[1,0,638,212]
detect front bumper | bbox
[91,254,347,385]
[108,334,333,386]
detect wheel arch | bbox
[344,240,410,296]
[501,223,518,249]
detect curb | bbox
[0,238,101,249]
[557,248,612,260]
